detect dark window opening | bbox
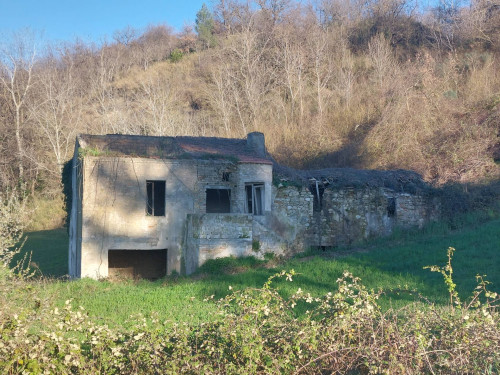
[309,184,325,212]
[314,246,329,251]
[206,189,231,213]
[245,183,264,215]
[246,185,253,213]
[147,180,165,216]
[108,249,167,280]
[387,197,396,217]
[222,172,230,181]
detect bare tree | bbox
[0,31,38,181]
[133,71,179,135]
[276,34,306,123]
[205,61,235,135]
[135,24,175,69]
[113,26,138,46]
[368,33,396,91]
[213,0,253,33]
[460,0,500,47]
[255,0,293,25]
[333,39,356,108]
[227,24,274,132]
[28,48,82,175]
[308,25,334,121]
[88,43,126,134]
[178,25,197,53]
[315,0,365,28]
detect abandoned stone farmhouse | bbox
[68,132,439,279]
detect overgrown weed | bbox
[1,249,499,374]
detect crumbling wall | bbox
[265,186,313,252]
[265,184,439,250]
[194,160,238,213]
[395,194,440,227]
[234,164,273,213]
[185,213,253,274]
[312,188,394,246]
[73,147,438,278]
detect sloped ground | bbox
[16,211,500,326]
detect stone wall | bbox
[185,213,253,274]
[71,150,438,279]
[312,188,393,246]
[194,160,238,213]
[235,164,273,213]
[72,151,271,278]
[395,194,439,227]
[265,185,439,251]
[263,185,313,253]
[193,160,272,214]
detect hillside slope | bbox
[1,0,500,198]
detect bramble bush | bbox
[0,189,36,279]
[0,248,499,374]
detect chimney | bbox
[246,132,266,157]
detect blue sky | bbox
[0,0,208,44]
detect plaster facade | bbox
[68,133,439,279]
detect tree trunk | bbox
[15,105,23,180]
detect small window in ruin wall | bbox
[206,188,231,213]
[146,180,166,216]
[245,183,264,215]
[308,183,324,212]
[387,197,396,217]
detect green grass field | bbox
[20,214,500,327]
[20,228,69,276]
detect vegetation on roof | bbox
[273,162,434,194]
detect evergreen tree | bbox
[195,3,216,49]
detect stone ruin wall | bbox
[185,213,253,274]
[262,185,440,253]
[184,184,440,271]
[80,156,438,276]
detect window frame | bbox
[146,180,166,217]
[245,183,264,215]
[205,188,231,213]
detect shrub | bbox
[0,251,498,374]
[0,190,30,272]
[169,49,183,63]
[27,195,66,231]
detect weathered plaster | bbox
[69,134,439,279]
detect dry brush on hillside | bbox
[1,0,500,202]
